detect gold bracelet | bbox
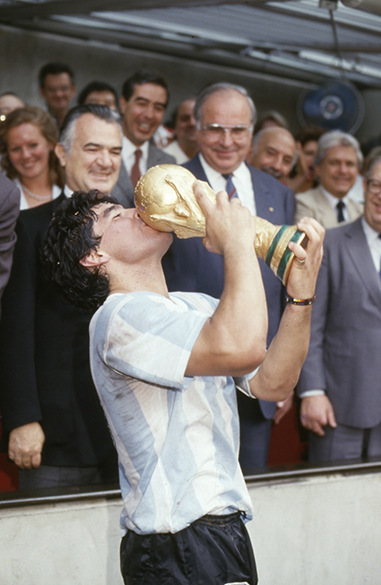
[285,294,316,306]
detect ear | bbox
[39,86,46,100]
[80,249,110,268]
[55,143,67,167]
[70,84,77,99]
[119,96,126,115]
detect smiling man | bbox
[39,62,76,128]
[162,82,296,471]
[297,156,381,462]
[250,126,297,184]
[294,130,364,228]
[112,69,175,208]
[163,97,198,163]
[0,104,122,489]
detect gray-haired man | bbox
[0,105,122,489]
[294,129,364,228]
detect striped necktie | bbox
[222,173,237,200]
[336,200,345,223]
[130,149,142,187]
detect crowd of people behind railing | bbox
[0,61,380,493]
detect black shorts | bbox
[120,511,258,585]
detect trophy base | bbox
[266,226,308,285]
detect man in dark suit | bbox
[297,156,381,462]
[112,70,175,208]
[0,104,122,488]
[0,174,20,308]
[162,82,295,469]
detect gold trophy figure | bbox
[135,164,307,285]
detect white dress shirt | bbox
[361,216,381,275]
[121,136,149,177]
[198,154,257,216]
[320,186,352,222]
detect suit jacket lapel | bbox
[184,154,209,183]
[344,218,381,310]
[248,166,272,220]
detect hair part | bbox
[194,82,256,129]
[39,62,75,88]
[42,190,116,313]
[315,130,363,169]
[121,69,169,105]
[0,106,64,187]
[58,103,122,155]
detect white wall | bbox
[0,23,318,134]
[1,469,380,585]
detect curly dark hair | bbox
[42,190,116,313]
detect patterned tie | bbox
[222,173,237,200]
[336,200,345,223]
[130,149,142,187]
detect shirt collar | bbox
[320,185,351,209]
[64,184,73,198]
[122,135,149,160]
[199,153,248,182]
[362,215,381,243]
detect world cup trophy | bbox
[135,164,307,285]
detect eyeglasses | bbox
[366,179,381,195]
[201,123,253,142]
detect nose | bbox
[97,149,112,167]
[338,162,349,174]
[20,146,31,159]
[220,129,234,147]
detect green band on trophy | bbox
[265,225,288,269]
[276,229,305,281]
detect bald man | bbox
[250,126,297,185]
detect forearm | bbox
[186,187,268,377]
[249,216,325,401]
[214,244,267,364]
[250,302,312,401]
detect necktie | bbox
[336,200,345,223]
[222,174,237,200]
[130,149,142,187]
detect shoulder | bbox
[295,187,322,203]
[149,143,176,165]
[324,217,362,246]
[16,195,64,243]
[248,165,294,198]
[182,154,200,172]
[170,291,218,314]
[0,173,20,212]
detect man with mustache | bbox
[250,126,297,185]
[112,69,175,208]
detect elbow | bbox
[259,370,300,402]
[239,339,266,374]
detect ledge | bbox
[1,458,381,508]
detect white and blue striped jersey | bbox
[89,290,254,536]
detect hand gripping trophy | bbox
[135,164,306,285]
